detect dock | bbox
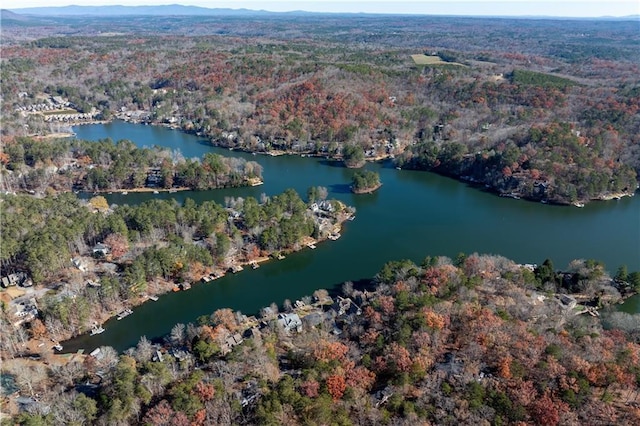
[90,325,105,336]
[229,264,244,273]
[116,308,133,320]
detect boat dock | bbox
[90,325,105,336]
[116,308,133,320]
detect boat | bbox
[180,282,191,290]
[53,343,63,351]
[328,233,341,241]
[117,308,133,320]
[90,325,105,336]
[230,264,244,273]
[277,254,286,260]
[153,190,159,194]
[209,271,222,280]
[251,261,259,269]
[348,215,355,221]
[307,243,316,249]
[148,295,159,301]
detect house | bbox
[221,333,244,355]
[170,348,192,363]
[559,294,577,310]
[277,313,302,334]
[72,257,88,272]
[240,381,260,407]
[302,312,324,328]
[146,169,162,186]
[243,326,262,340]
[333,296,362,317]
[318,200,334,212]
[92,243,109,257]
[1,272,30,288]
[153,350,164,362]
[435,352,464,378]
[16,299,38,315]
[374,385,394,408]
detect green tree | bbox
[351,170,381,193]
[342,144,365,168]
[614,265,628,282]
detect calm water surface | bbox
[64,121,640,352]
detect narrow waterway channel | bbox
[63,121,640,353]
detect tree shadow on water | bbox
[319,159,346,168]
[328,183,352,194]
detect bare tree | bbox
[170,323,186,346]
[134,336,154,362]
[342,281,354,297]
[95,346,119,372]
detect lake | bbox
[63,121,640,352]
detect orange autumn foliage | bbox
[326,374,346,401]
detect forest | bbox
[1,137,263,193]
[2,253,639,425]
[1,14,639,205]
[0,187,352,344]
[1,10,640,425]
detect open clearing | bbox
[411,54,466,67]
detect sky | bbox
[4,1,640,18]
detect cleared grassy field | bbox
[411,54,466,67]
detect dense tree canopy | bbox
[6,253,639,425]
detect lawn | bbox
[411,54,466,67]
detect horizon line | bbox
[4,4,640,20]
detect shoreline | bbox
[30,118,635,207]
[54,207,352,350]
[352,183,382,194]
[83,186,192,194]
